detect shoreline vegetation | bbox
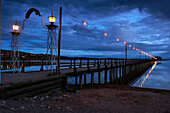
[1,84,170,113]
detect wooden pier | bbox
[0,57,155,98]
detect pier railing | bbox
[1,57,152,73]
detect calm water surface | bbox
[132,61,170,90]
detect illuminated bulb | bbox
[48,13,56,23]
[83,22,87,26]
[133,47,135,50]
[104,33,107,36]
[12,25,20,31]
[124,41,127,45]
[116,38,119,42]
[49,16,56,23]
[129,45,131,47]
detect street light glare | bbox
[104,33,107,36]
[124,41,127,45]
[129,45,131,47]
[116,38,119,42]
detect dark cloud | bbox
[1,0,170,58]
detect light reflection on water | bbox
[132,61,170,90]
[138,61,157,87]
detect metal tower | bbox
[11,32,20,73]
[10,20,26,73]
[46,24,58,74]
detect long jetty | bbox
[0,57,155,98]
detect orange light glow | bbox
[104,33,107,36]
[12,25,20,31]
[48,16,56,23]
[124,41,127,45]
[133,47,135,50]
[139,62,157,87]
[116,38,119,42]
[136,49,138,50]
[83,22,87,25]
[129,45,131,47]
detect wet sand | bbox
[1,84,170,113]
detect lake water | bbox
[132,61,170,90]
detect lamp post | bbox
[124,41,127,64]
[11,21,20,73]
[10,19,26,73]
[46,12,58,74]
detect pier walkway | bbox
[1,57,154,85]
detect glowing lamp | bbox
[104,33,107,36]
[116,38,119,42]
[129,45,131,47]
[83,22,87,26]
[133,47,135,50]
[48,16,56,23]
[136,49,138,50]
[124,41,127,45]
[12,25,20,32]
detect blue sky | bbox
[1,0,170,59]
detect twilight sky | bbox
[1,0,170,59]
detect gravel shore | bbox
[1,85,170,113]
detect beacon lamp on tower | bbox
[42,12,58,75]
[48,13,56,23]
[11,20,26,73]
[124,41,127,64]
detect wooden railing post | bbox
[79,59,82,68]
[105,59,107,68]
[74,58,77,73]
[108,60,109,65]
[69,59,72,68]
[97,59,100,69]
[87,59,90,70]
[119,60,121,67]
